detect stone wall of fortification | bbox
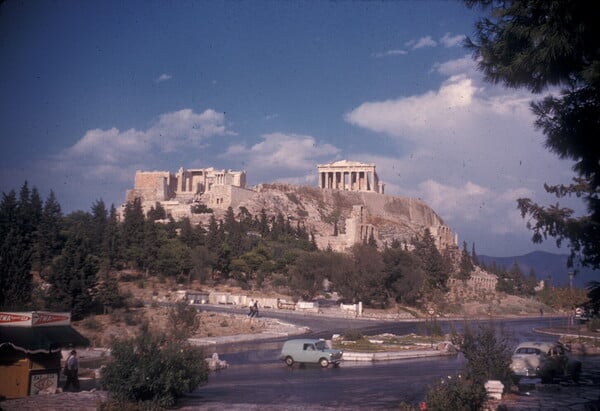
[201,185,256,210]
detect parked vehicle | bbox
[279,338,343,368]
[575,307,591,323]
[510,341,581,383]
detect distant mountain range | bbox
[478,251,599,289]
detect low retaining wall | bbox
[342,349,456,361]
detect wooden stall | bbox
[0,311,89,399]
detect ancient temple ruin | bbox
[124,167,254,218]
[317,160,384,194]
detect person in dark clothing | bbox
[63,350,80,392]
[248,301,259,318]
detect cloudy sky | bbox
[0,1,580,257]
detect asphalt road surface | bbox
[182,307,578,409]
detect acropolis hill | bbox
[122,160,457,253]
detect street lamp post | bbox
[568,271,574,291]
[568,271,576,329]
[428,308,435,349]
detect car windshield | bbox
[515,347,542,355]
[315,341,327,350]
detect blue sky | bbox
[0,1,580,257]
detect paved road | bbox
[183,307,600,410]
[2,307,598,410]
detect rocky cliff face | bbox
[196,183,457,253]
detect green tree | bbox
[381,244,424,306]
[178,217,205,248]
[190,245,214,283]
[142,220,162,275]
[413,229,451,294]
[91,271,122,314]
[471,242,479,266]
[46,227,99,319]
[102,205,121,271]
[426,322,512,410]
[332,244,386,306]
[167,301,201,341]
[90,200,108,258]
[509,261,526,295]
[258,208,269,237]
[456,322,513,388]
[35,191,64,273]
[587,281,600,314]
[101,324,208,407]
[458,241,474,281]
[147,201,167,221]
[121,198,146,269]
[156,239,193,280]
[288,250,331,300]
[0,183,40,309]
[465,0,600,269]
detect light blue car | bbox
[279,338,343,368]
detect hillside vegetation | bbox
[1,181,582,324]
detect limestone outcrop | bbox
[123,169,457,253]
[188,183,457,253]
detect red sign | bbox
[32,312,70,326]
[0,312,32,325]
[0,311,71,327]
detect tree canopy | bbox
[465,0,600,268]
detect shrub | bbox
[101,324,208,407]
[167,301,200,341]
[455,322,513,388]
[425,374,486,411]
[82,315,103,331]
[343,329,363,341]
[424,322,513,410]
[587,316,600,333]
[124,312,141,326]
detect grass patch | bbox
[332,333,446,352]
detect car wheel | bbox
[319,358,329,368]
[285,356,294,367]
[541,370,555,384]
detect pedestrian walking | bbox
[63,349,80,392]
[248,300,259,318]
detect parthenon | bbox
[317,160,384,194]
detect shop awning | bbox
[0,325,90,354]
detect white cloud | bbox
[155,73,172,83]
[372,49,407,58]
[149,109,236,151]
[50,108,235,187]
[222,132,340,174]
[414,179,534,235]
[344,56,576,253]
[406,35,437,49]
[432,54,476,76]
[345,74,480,139]
[439,33,465,48]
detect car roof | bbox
[514,341,558,351]
[283,338,323,344]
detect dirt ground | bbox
[72,275,269,346]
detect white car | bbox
[279,338,343,368]
[510,341,581,383]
